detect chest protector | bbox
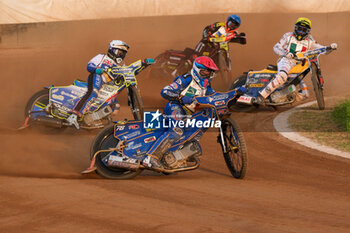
[98,55,118,83]
[287,35,310,54]
[212,25,228,38]
[180,78,207,113]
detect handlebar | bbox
[295,45,336,61]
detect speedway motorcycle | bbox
[229,46,336,112]
[82,88,248,179]
[151,32,246,84]
[23,59,152,130]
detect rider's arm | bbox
[308,35,324,50]
[202,22,221,41]
[160,76,186,101]
[229,31,246,44]
[87,54,105,73]
[273,32,292,57]
[206,85,216,95]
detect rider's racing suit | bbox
[194,22,246,57]
[73,54,120,115]
[259,32,324,99]
[144,73,215,168]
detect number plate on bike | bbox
[237,96,253,104]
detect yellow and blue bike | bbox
[229,46,337,112]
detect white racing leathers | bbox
[259,32,323,99]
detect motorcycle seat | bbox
[73,79,88,88]
[266,64,277,71]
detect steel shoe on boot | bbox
[66,113,80,129]
[252,95,264,105]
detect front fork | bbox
[218,125,227,153]
[311,61,324,88]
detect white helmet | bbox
[107,40,129,64]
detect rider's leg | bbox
[76,74,102,114]
[143,127,183,170]
[296,80,310,100]
[259,71,288,99]
[259,57,295,99]
[143,102,186,170]
[67,73,102,128]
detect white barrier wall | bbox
[1,0,350,24]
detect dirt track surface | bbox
[1,13,350,232]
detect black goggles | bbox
[112,48,127,59]
[295,25,310,34]
[227,20,239,30]
[199,69,215,79]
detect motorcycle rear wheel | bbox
[310,63,325,110]
[91,125,142,179]
[219,117,248,179]
[25,89,49,117]
[25,89,66,132]
[128,85,144,120]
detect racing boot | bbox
[143,127,183,171]
[66,110,81,129]
[252,94,264,105]
[258,71,288,102]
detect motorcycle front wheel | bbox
[128,85,144,120]
[219,117,248,179]
[90,125,142,179]
[310,63,325,110]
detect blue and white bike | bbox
[83,88,248,179]
[23,59,152,130]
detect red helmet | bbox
[191,56,218,87]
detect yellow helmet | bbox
[294,17,311,40]
[296,17,312,28]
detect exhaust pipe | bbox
[107,160,140,171]
[33,115,64,128]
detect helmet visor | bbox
[295,25,310,36]
[227,20,239,30]
[111,48,127,59]
[199,69,215,80]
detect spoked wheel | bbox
[25,89,49,118]
[128,85,144,120]
[219,117,248,179]
[228,74,256,112]
[91,125,142,179]
[24,89,65,132]
[310,63,325,110]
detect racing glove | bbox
[95,68,104,75]
[180,96,194,105]
[230,32,246,44]
[330,43,338,50]
[235,86,247,96]
[142,58,155,66]
[285,52,295,59]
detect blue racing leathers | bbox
[74,54,120,114]
[146,73,215,158]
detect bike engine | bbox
[162,141,202,169]
[83,106,113,125]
